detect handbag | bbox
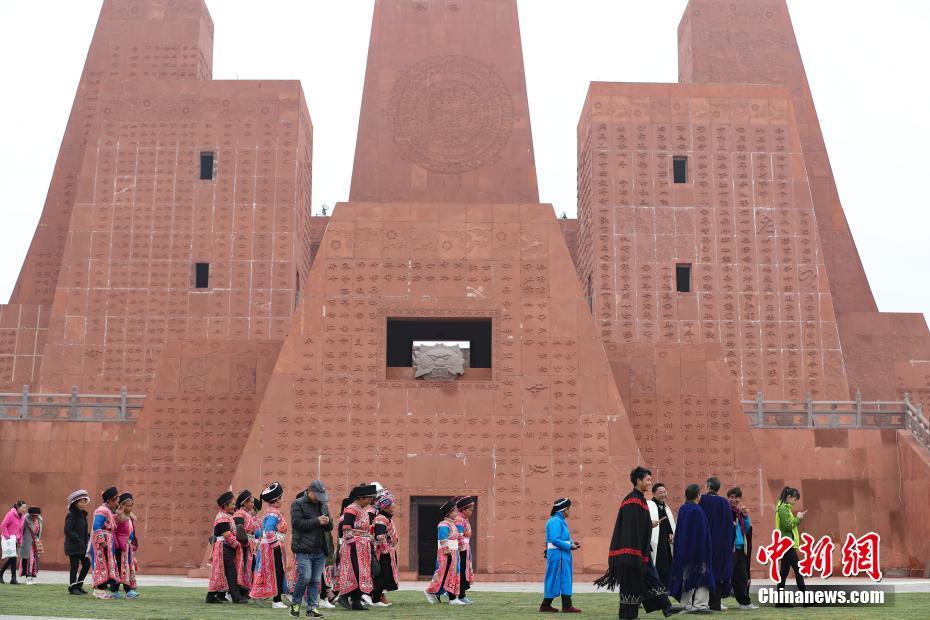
[1,535,16,559]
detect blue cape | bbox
[698,493,734,593]
[668,502,716,601]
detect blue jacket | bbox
[544,512,573,597]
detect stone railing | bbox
[743,389,909,429]
[742,390,930,453]
[0,386,144,422]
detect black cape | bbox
[595,488,652,589]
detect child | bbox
[19,507,43,584]
[115,493,140,598]
[64,490,90,594]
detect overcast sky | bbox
[1,1,928,321]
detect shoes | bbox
[449,599,468,606]
[94,589,114,599]
[370,602,390,607]
[337,595,352,610]
[290,603,301,618]
[351,600,369,611]
[361,594,373,606]
[689,609,713,615]
[112,591,125,599]
[306,609,324,618]
[562,607,582,613]
[663,605,686,617]
[272,601,289,609]
[719,604,728,611]
[380,594,390,605]
[424,590,440,605]
[77,584,89,594]
[125,589,140,598]
[460,597,474,605]
[739,604,759,610]
[25,577,34,585]
[540,603,560,613]
[69,587,83,595]
[319,599,336,609]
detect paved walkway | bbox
[21,570,930,593]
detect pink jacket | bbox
[115,516,135,551]
[1,508,24,540]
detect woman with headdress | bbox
[19,507,42,585]
[336,484,377,611]
[114,493,139,598]
[232,490,258,600]
[424,497,465,605]
[541,498,581,613]
[206,491,248,604]
[90,487,123,599]
[453,496,476,605]
[251,482,290,608]
[369,490,399,607]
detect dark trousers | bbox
[457,550,470,599]
[221,544,244,602]
[0,556,18,581]
[272,547,286,603]
[778,548,806,591]
[69,554,90,588]
[732,549,751,605]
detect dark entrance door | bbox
[410,496,478,578]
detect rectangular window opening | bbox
[199,151,215,181]
[195,262,210,289]
[386,318,492,380]
[673,156,688,184]
[676,263,692,293]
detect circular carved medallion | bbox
[390,55,514,174]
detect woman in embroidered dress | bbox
[251,482,290,608]
[424,498,465,605]
[370,491,399,607]
[453,496,476,605]
[336,484,377,611]
[19,507,42,584]
[206,491,248,604]
[90,487,123,599]
[232,490,258,601]
[114,493,139,598]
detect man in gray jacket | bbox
[290,480,333,618]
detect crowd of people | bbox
[0,468,811,618]
[586,467,806,617]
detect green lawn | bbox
[0,586,924,619]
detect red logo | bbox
[841,532,882,581]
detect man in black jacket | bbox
[290,480,333,618]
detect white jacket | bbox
[647,500,676,565]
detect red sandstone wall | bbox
[228,202,639,575]
[117,338,282,570]
[35,78,309,394]
[0,419,134,568]
[896,431,930,573]
[349,0,539,204]
[576,82,849,402]
[9,0,214,308]
[0,305,49,391]
[678,0,875,316]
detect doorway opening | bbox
[409,496,478,578]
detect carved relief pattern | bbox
[390,55,514,174]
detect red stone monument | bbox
[1,0,928,577]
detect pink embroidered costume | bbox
[206,491,247,604]
[335,484,378,610]
[250,482,289,602]
[371,491,399,602]
[425,498,462,600]
[454,495,476,601]
[19,508,43,579]
[232,490,259,591]
[114,499,138,592]
[90,488,121,592]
